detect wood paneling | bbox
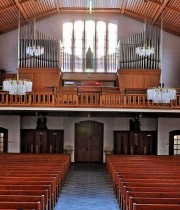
[118,69,161,90]
[21,129,64,153]
[114,131,157,155]
[18,68,61,91]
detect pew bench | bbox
[133,203,180,210]
[129,197,180,210]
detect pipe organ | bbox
[19,20,160,71]
[119,21,160,69]
[19,20,60,68]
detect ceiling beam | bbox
[55,0,61,13]
[0,3,16,12]
[166,5,180,13]
[152,0,171,22]
[59,8,122,14]
[13,0,28,21]
[147,0,162,6]
[120,0,128,14]
[125,10,180,37]
[31,8,57,21]
[19,0,33,3]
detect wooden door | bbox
[35,130,47,153]
[130,131,141,155]
[130,131,157,155]
[0,127,8,153]
[48,130,64,153]
[142,131,157,155]
[21,129,35,153]
[114,131,129,155]
[75,121,103,163]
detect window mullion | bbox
[72,23,75,72]
[94,21,97,72]
[105,22,108,73]
[83,21,86,72]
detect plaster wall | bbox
[158,118,180,155]
[0,115,20,153]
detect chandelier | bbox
[26,45,44,57]
[26,19,44,57]
[3,79,32,95]
[136,1,154,57]
[147,13,176,104]
[136,45,154,56]
[147,87,176,103]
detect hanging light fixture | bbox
[3,79,32,95]
[136,0,155,56]
[26,45,44,57]
[26,19,44,57]
[2,11,33,95]
[147,13,176,103]
[147,86,176,103]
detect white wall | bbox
[0,30,18,73]
[21,116,64,129]
[0,14,180,86]
[114,117,157,131]
[158,118,180,155]
[0,115,20,153]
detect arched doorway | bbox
[0,127,8,153]
[169,130,180,156]
[75,120,103,163]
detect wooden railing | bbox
[0,89,180,109]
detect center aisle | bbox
[55,164,120,210]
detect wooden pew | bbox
[0,201,41,210]
[106,155,180,210]
[129,197,180,210]
[0,190,48,210]
[133,203,180,210]
[0,154,71,210]
[0,195,44,210]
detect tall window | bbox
[62,20,118,73]
[174,135,180,155]
[0,133,4,153]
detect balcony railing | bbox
[0,89,180,109]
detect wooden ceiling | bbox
[0,0,180,36]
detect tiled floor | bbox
[55,164,120,210]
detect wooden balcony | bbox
[0,88,180,110]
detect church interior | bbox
[0,0,180,209]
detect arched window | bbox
[169,130,180,156]
[0,127,8,153]
[62,20,118,73]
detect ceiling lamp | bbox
[2,11,33,96]
[26,19,44,57]
[147,13,176,103]
[136,1,154,57]
[3,79,32,95]
[26,45,44,57]
[147,86,176,103]
[135,45,154,56]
